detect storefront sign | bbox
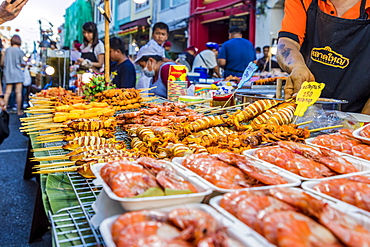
[229,15,247,30]
[294,81,325,117]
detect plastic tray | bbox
[306,137,370,164]
[302,174,370,217]
[243,145,370,181]
[99,203,270,247]
[353,123,370,144]
[210,188,370,247]
[172,156,301,194]
[91,162,212,211]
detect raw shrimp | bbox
[168,208,218,243]
[219,190,255,215]
[263,211,343,247]
[156,170,198,193]
[360,124,370,138]
[236,195,297,234]
[319,205,370,247]
[319,147,358,173]
[111,210,168,242]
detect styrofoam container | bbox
[353,123,370,144]
[305,138,370,164]
[91,162,213,211]
[302,174,370,217]
[172,156,301,194]
[243,145,370,181]
[210,188,370,247]
[99,203,270,247]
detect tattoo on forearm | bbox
[281,47,292,59]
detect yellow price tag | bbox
[294,81,325,117]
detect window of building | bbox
[118,0,128,3]
[161,0,186,11]
[135,0,150,12]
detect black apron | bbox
[300,0,370,112]
[81,46,98,62]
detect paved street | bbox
[0,113,51,247]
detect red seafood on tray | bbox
[311,129,370,161]
[215,188,370,247]
[253,141,362,179]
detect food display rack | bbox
[41,141,105,246]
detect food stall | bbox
[21,77,370,246]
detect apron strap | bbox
[359,0,368,19]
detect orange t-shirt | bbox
[279,0,370,45]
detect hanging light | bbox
[45,65,55,76]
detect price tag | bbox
[238,62,258,89]
[294,81,325,117]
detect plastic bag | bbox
[23,68,31,87]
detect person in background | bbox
[70,40,81,65]
[277,0,370,113]
[256,47,263,60]
[78,22,104,72]
[2,35,25,115]
[135,22,169,91]
[176,46,198,71]
[0,0,28,25]
[163,41,172,59]
[109,37,136,89]
[257,46,281,72]
[218,26,256,78]
[135,46,177,99]
[192,42,221,78]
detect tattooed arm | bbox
[277,37,315,99]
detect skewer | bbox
[139,92,155,95]
[30,96,51,100]
[30,155,68,162]
[28,129,63,135]
[35,135,64,141]
[20,114,53,121]
[24,109,55,114]
[33,161,76,168]
[309,125,344,133]
[36,139,64,144]
[31,146,63,152]
[21,119,54,125]
[138,86,157,92]
[32,167,78,174]
[185,98,213,106]
[27,105,55,109]
[194,106,220,112]
[140,97,159,102]
[297,120,313,126]
[206,102,250,114]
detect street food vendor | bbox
[277,0,370,114]
[135,45,176,99]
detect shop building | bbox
[189,0,256,50]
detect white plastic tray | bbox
[172,156,301,194]
[353,123,370,144]
[243,145,370,181]
[302,174,370,217]
[99,203,270,247]
[305,138,370,164]
[210,188,370,247]
[91,162,213,211]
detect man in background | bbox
[192,42,221,78]
[218,26,256,78]
[257,46,281,72]
[109,37,136,89]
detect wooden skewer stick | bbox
[35,135,64,141]
[33,167,78,174]
[21,119,54,125]
[33,161,75,168]
[140,97,159,102]
[297,121,313,126]
[20,114,53,120]
[138,86,157,92]
[195,106,221,113]
[208,102,250,114]
[30,96,51,100]
[309,125,344,133]
[28,129,63,135]
[139,92,155,95]
[185,98,213,106]
[36,139,64,144]
[31,146,63,152]
[30,155,68,162]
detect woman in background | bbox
[78,22,104,72]
[3,35,25,116]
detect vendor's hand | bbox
[76,58,84,65]
[284,65,315,100]
[0,0,28,25]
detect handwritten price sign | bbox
[294,81,325,117]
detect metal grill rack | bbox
[42,141,105,246]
